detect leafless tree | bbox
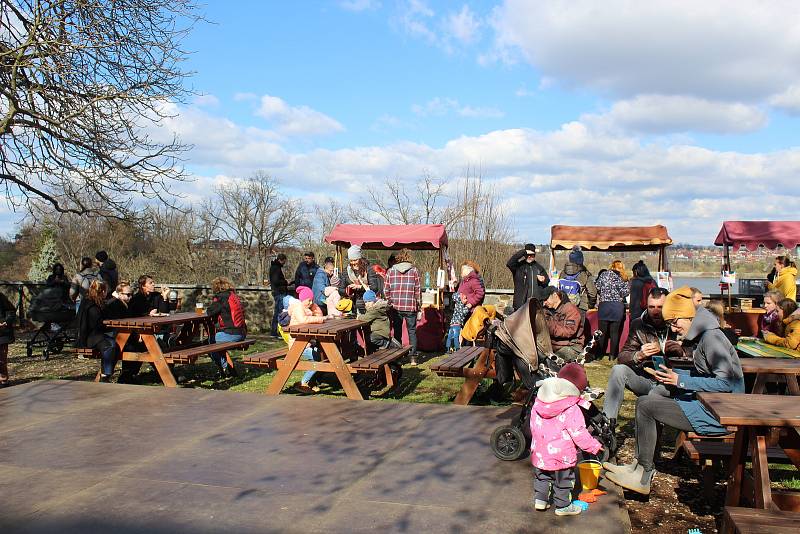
[0,0,201,218]
[213,172,308,284]
[356,173,462,227]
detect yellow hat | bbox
[662,286,698,321]
[336,298,353,312]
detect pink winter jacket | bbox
[530,378,602,471]
[458,271,485,308]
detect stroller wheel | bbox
[490,425,527,461]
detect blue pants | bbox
[212,331,244,370]
[446,325,461,350]
[301,345,320,384]
[99,335,117,376]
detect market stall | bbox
[550,224,674,346]
[714,220,800,336]
[325,224,450,351]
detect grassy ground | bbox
[5,333,799,532]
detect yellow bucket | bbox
[577,460,602,490]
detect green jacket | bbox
[361,300,390,339]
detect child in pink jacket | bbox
[530,363,602,516]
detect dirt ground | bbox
[6,329,730,533]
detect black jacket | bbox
[128,292,168,317]
[76,300,111,349]
[629,275,655,324]
[338,261,382,299]
[104,297,130,320]
[99,259,119,297]
[293,261,319,289]
[269,259,289,295]
[0,292,16,344]
[507,249,550,310]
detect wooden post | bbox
[725,244,732,309]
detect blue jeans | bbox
[391,311,418,354]
[212,331,244,370]
[301,345,320,384]
[271,293,286,335]
[99,335,117,376]
[446,325,461,350]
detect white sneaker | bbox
[534,499,550,511]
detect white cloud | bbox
[443,5,481,45]
[233,92,258,102]
[489,0,800,102]
[339,0,381,12]
[584,95,768,134]
[255,95,344,137]
[769,85,800,115]
[156,104,800,243]
[397,0,437,43]
[412,97,504,119]
[192,94,219,107]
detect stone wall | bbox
[0,282,515,333]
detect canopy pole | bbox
[724,244,732,309]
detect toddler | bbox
[360,290,391,349]
[530,363,602,516]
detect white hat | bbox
[347,245,362,260]
[536,377,580,403]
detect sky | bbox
[13,0,800,244]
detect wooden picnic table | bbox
[104,312,252,387]
[698,393,800,514]
[266,318,371,400]
[740,358,800,395]
[737,338,800,360]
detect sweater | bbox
[766,266,797,301]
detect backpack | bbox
[640,279,657,309]
[76,271,101,300]
[558,272,582,306]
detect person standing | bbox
[507,243,549,311]
[269,253,290,338]
[338,245,381,313]
[206,277,247,378]
[766,255,797,302]
[293,252,319,290]
[595,260,630,360]
[312,257,335,313]
[96,250,119,298]
[69,257,100,311]
[384,249,421,365]
[558,245,597,320]
[628,260,656,326]
[0,291,17,387]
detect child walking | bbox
[530,363,602,516]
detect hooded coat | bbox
[361,300,391,339]
[560,262,597,312]
[457,270,485,308]
[494,298,553,368]
[763,309,800,352]
[671,306,745,434]
[530,377,602,471]
[766,266,797,302]
[99,259,119,297]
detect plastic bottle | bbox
[424,271,431,289]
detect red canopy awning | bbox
[714,221,800,251]
[550,225,672,252]
[325,224,448,250]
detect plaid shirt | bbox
[385,266,421,312]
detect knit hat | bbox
[524,243,536,255]
[296,286,313,302]
[558,363,588,392]
[363,290,377,302]
[336,298,353,312]
[347,245,362,260]
[569,245,584,265]
[662,286,698,321]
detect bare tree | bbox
[0,0,201,217]
[214,172,308,284]
[356,173,462,227]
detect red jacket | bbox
[458,271,485,308]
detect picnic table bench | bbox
[429,345,495,405]
[724,506,800,534]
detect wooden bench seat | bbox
[724,506,800,534]
[164,339,255,364]
[73,347,101,359]
[241,347,290,369]
[429,346,485,377]
[350,346,410,371]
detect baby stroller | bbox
[26,286,76,359]
[488,299,617,463]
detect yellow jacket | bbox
[763,310,800,353]
[766,266,797,301]
[461,305,496,342]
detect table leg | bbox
[454,348,491,406]
[265,340,308,395]
[752,373,767,394]
[319,341,363,400]
[751,430,776,510]
[141,334,177,387]
[787,375,800,396]
[725,427,749,507]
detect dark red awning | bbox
[325,224,448,250]
[714,221,800,250]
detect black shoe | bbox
[225,365,238,378]
[99,374,112,383]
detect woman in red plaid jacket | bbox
[385,248,422,365]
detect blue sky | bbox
[7,1,800,244]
